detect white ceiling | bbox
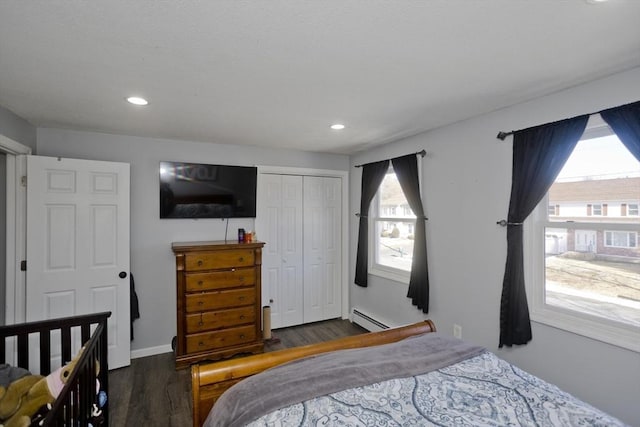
[1,1,639,155]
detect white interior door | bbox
[258,174,303,329]
[303,176,342,323]
[323,176,342,319]
[26,156,130,369]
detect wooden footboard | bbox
[191,319,436,427]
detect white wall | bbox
[350,67,640,426]
[36,129,349,357]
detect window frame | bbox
[524,120,640,353]
[368,163,422,284]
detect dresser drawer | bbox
[185,306,255,333]
[186,325,256,353]
[185,250,255,271]
[185,288,255,313]
[185,268,256,292]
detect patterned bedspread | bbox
[247,351,626,426]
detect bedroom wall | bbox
[35,129,349,357]
[349,66,640,426]
[0,105,36,151]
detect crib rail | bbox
[0,312,111,426]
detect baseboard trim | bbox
[131,344,173,360]
[351,308,389,332]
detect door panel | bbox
[303,176,342,322]
[258,174,303,328]
[26,156,130,369]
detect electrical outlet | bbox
[453,324,462,339]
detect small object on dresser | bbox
[244,231,253,243]
[237,228,245,243]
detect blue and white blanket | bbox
[206,333,626,426]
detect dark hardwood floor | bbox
[109,319,367,426]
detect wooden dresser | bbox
[172,240,265,369]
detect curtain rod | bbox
[354,149,426,168]
[495,100,638,140]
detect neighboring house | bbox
[547,176,640,258]
[378,172,414,238]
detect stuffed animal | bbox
[0,349,85,427]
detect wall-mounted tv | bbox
[160,161,257,219]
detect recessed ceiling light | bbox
[127,96,149,106]
[330,124,345,130]
[585,0,608,3]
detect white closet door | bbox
[303,176,342,323]
[259,174,303,329]
[323,176,342,319]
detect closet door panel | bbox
[280,175,304,327]
[323,177,342,318]
[260,175,284,328]
[258,174,303,329]
[303,176,324,323]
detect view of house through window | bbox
[544,132,640,328]
[372,166,416,276]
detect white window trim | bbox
[524,190,640,354]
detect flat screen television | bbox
[160,161,257,219]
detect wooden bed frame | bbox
[0,312,110,426]
[191,319,436,427]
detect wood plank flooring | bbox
[108,319,367,426]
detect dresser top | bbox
[172,240,265,252]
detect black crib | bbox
[0,312,110,426]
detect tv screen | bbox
[160,161,257,218]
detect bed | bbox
[191,320,626,427]
[0,312,110,426]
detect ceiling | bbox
[1,1,639,155]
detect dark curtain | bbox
[600,100,640,161]
[391,154,430,312]
[355,160,390,287]
[500,115,589,348]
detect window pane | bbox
[375,220,414,271]
[373,167,416,274]
[544,134,640,328]
[377,169,416,220]
[545,227,640,328]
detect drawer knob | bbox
[198,321,204,326]
[239,315,245,320]
[198,341,205,347]
[197,260,203,266]
[198,280,203,286]
[239,277,244,282]
[238,296,245,301]
[231,268,236,272]
[198,301,204,306]
[239,334,245,339]
[238,257,244,262]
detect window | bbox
[370,165,416,282]
[605,230,637,248]
[525,118,640,352]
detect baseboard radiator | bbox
[351,308,389,332]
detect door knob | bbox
[119,271,127,279]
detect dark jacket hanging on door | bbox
[130,273,140,340]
